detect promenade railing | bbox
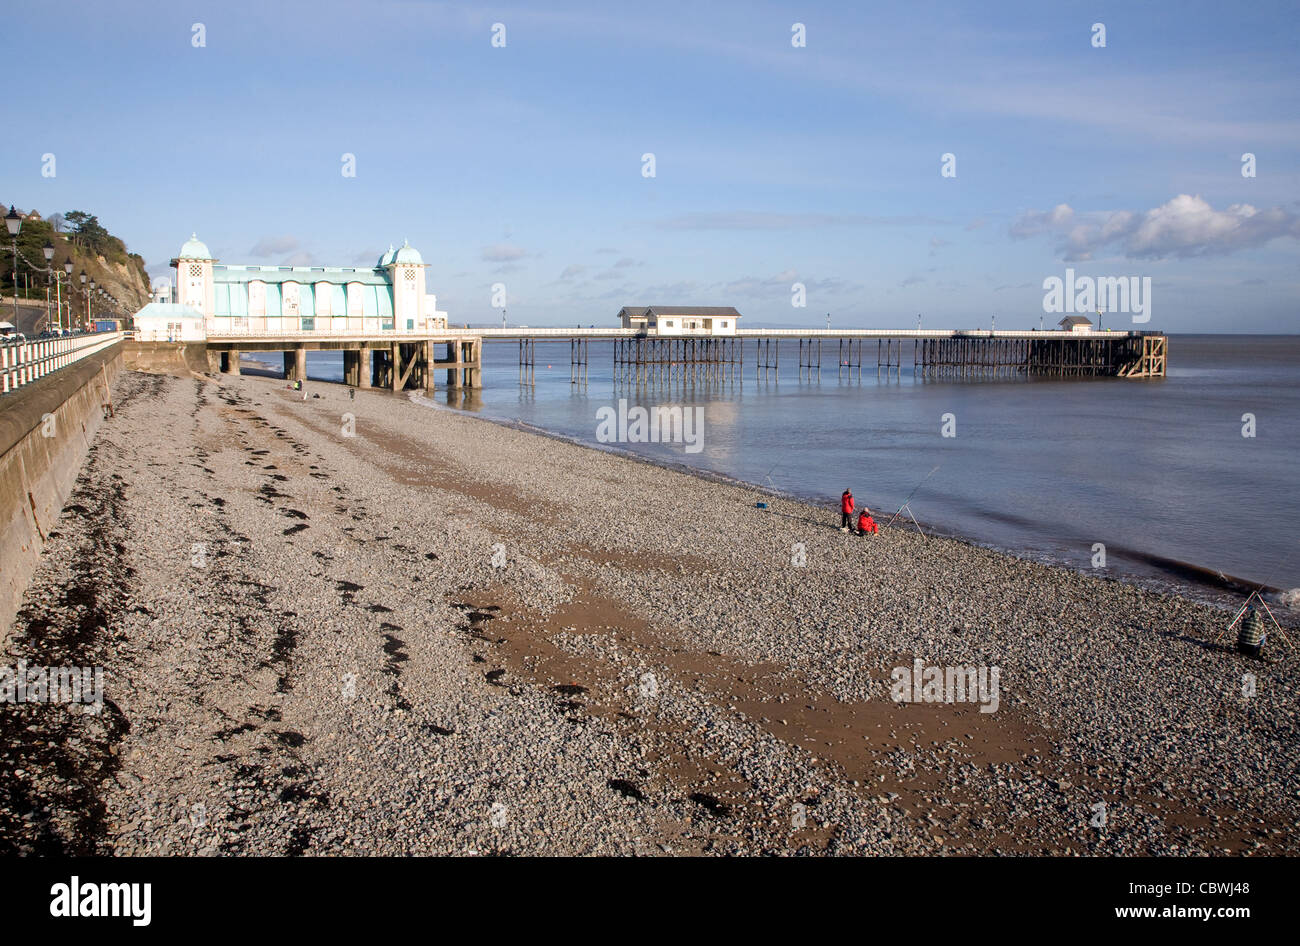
[0,331,123,396]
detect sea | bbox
[243,334,1300,607]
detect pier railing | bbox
[200,326,1166,384]
[1,331,123,396]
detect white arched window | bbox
[315,282,333,318]
[248,280,266,317]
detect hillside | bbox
[1,205,150,320]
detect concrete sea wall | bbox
[0,345,122,637]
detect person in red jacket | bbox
[840,489,855,531]
[857,507,878,535]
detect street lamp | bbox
[62,259,72,331]
[5,206,21,327]
[42,241,54,330]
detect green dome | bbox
[378,245,396,267]
[178,233,211,259]
[393,240,423,265]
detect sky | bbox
[3,0,1298,331]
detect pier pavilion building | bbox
[169,234,449,337]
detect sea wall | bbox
[0,345,122,637]
[124,340,211,377]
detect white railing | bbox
[456,327,637,338]
[204,326,1150,343]
[0,331,123,396]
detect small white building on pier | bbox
[133,302,206,342]
[618,306,741,336]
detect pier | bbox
[198,326,1167,392]
[202,334,483,392]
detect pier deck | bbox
[201,327,1167,390]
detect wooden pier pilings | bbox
[203,328,1166,396]
[217,336,483,393]
[596,333,1166,385]
[913,333,1166,379]
[612,337,742,385]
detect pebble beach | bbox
[2,368,1296,856]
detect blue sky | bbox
[4,0,1298,330]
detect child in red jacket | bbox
[857,508,878,535]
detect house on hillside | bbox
[618,306,741,336]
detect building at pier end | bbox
[168,234,449,336]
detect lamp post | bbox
[42,241,54,331]
[89,279,96,330]
[61,259,72,331]
[5,206,21,328]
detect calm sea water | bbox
[249,334,1300,599]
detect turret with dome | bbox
[176,233,213,260]
[379,240,424,268]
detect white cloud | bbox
[481,243,529,263]
[249,235,300,257]
[639,281,701,298]
[1010,195,1300,260]
[722,270,859,298]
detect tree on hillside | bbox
[63,210,91,235]
[1,217,56,296]
[48,212,65,234]
[64,210,119,260]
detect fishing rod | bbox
[886,464,941,531]
[749,444,796,508]
[1225,545,1296,649]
